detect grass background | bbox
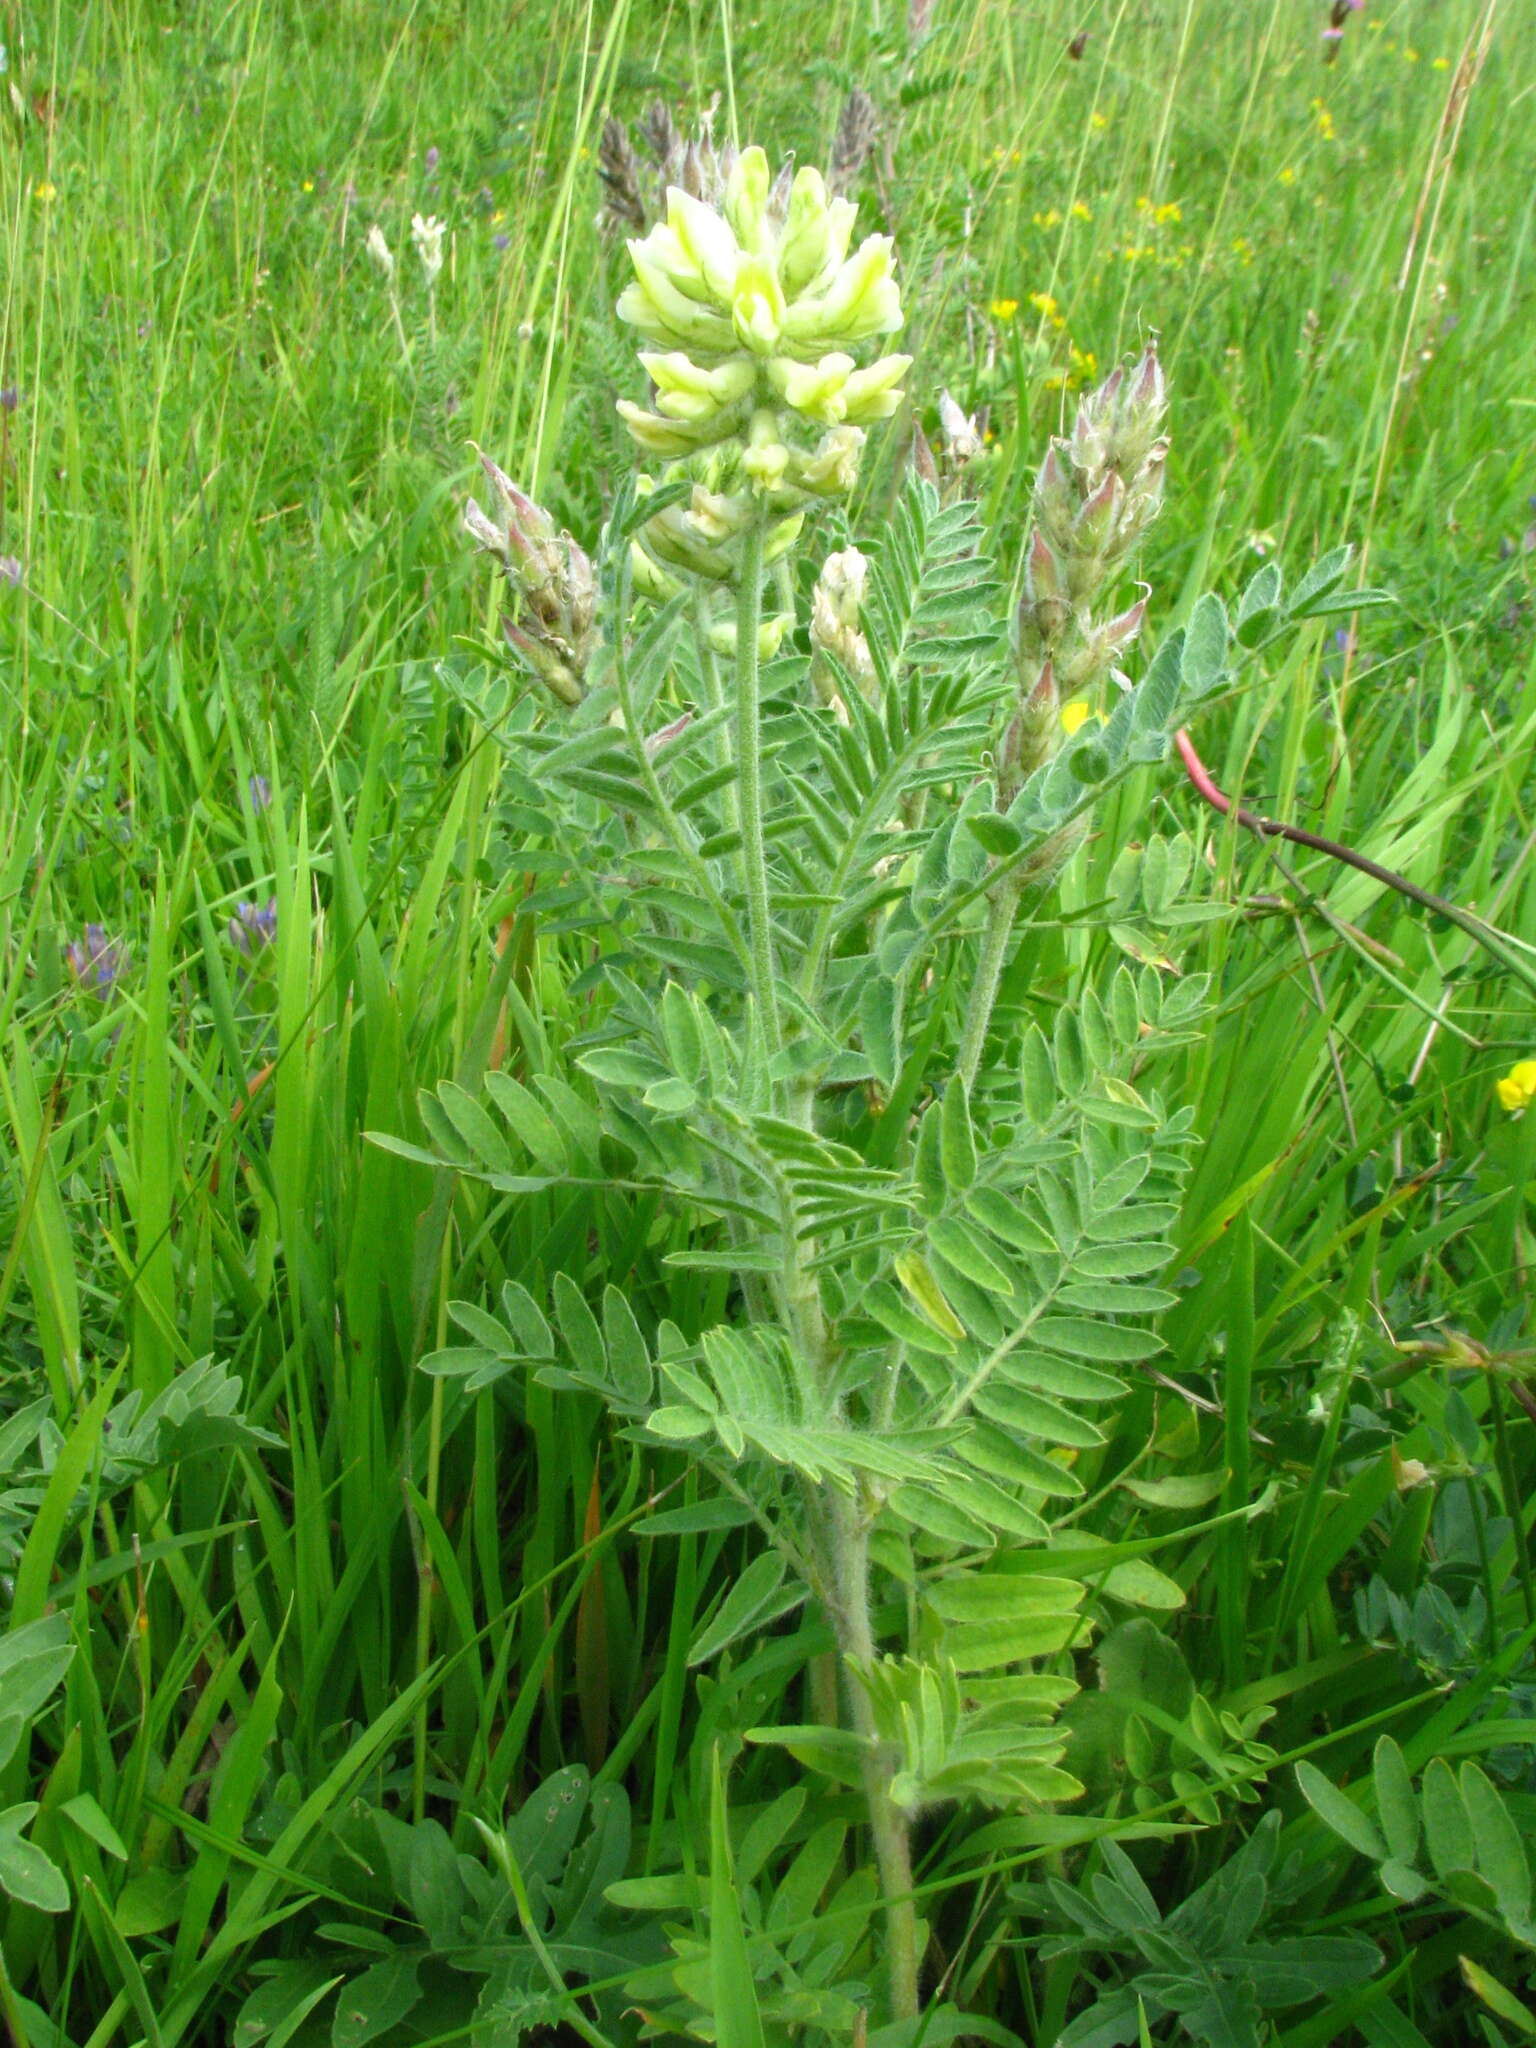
[2,0,1534,2040]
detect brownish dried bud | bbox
[830,88,879,197]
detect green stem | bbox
[956,882,1022,1090]
[820,1491,920,2023]
[0,1933,33,2048]
[733,523,781,1074]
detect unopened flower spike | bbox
[1003,339,1169,799]
[463,448,594,707]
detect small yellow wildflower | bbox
[1231,235,1254,266]
[1310,99,1336,140]
[301,179,315,193]
[990,297,1019,320]
[1278,167,1297,187]
[1495,1059,1536,1116]
[1366,15,1384,26]
[1431,55,1449,69]
[33,179,57,202]
[491,208,507,226]
[1028,289,1064,326]
[1061,702,1103,736]
[1070,344,1097,382]
[1404,45,1419,61]
[1032,207,1063,230]
[1089,110,1109,131]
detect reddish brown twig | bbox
[1173,726,1536,998]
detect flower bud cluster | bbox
[463,449,595,706]
[615,144,909,594]
[1001,342,1168,796]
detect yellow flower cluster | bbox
[1495,1060,1536,1116]
[614,145,909,594]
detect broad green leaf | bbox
[929,1217,1016,1297]
[635,1500,756,1537]
[1460,1760,1532,1927]
[689,1551,787,1666]
[1380,1857,1429,1901]
[894,1252,967,1340]
[1372,1737,1419,1865]
[940,1082,977,1189]
[601,1285,653,1403]
[0,1805,68,1912]
[60,1795,127,1861]
[958,1424,1085,1497]
[972,1382,1105,1450]
[1119,1472,1227,1510]
[331,1955,422,2048]
[1099,1560,1185,1611]
[1421,1757,1475,1878]
[928,1573,1083,1623]
[1034,1316,1162,1363]
[863,1282,958,1356]
[1180,591,1229,697]
[965,1185,1055,1255]
[1296,1760,1387,1861]
[483,1071,569,1173]
[888,1483,996,1548]
[646,1406,713,1441]
[553,1272,607,1381]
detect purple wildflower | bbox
[1322,25,1343,39]
[0,386,18,412]
[65,925,129,994]
[494,232,510,252]
[228,898,278,955]
[245,773,272,814]
[424,145,440,174]
[0,555,22,587]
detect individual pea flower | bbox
[245,773,273,814]
[411,212,446,290]
[228,898,278,955]
[65,925,129,995]
[811,544,877,704]
[364,224,395,278]
[937,390,982,464]
[463,449,594,706]
[1495,1058,1536,1116]
[0,554,21,588]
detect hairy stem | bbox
[816,1490,920,2024]
[955,881,1021,1090]
[733,524,781,1071]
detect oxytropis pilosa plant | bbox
[442,135,1373,2034]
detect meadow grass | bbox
[1,0,1533,2041]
